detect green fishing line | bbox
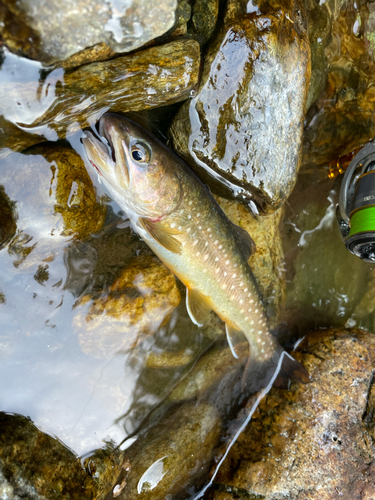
[349,206,375,236]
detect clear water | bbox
[1,42,375,498]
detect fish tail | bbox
[241,341,310,393]
[273,351,311,389]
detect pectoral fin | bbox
[225,323,243,359]
[231,222,256,259]
[186,288,212,326]
[139,218,182,254]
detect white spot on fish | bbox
[234,263,237,267]
[232,273,237,278]
[196,252,200,256]
[198,226,202,229]
[240,282,243,287]
[244,288,248,292]
[207,228,211,232]
[261,349,264,353]
[258,331,263,335]
[182,241,186,246]
[215,257,219,261]
[240,309,244,313]
[257,339,262,344]
[204,254,209,261]
[193,239,198,246]
[189,200,193,205]
[231,285,235,290]
[224,272,227,276]
[249,299,254,304]
[170,222,176,228]
[245,317,248,321]
[214,240,218,245]
[255,309,259,313]
[188,215,192,219]
[197,213,201,217]
[187,228,191,233]
[219,245,223,249]
[240,300,243,304]
[225,260,229,265]
[205,242,208,247]
[215,268,220,274]
[222,284,227,290]
[231,296,235,300]
[178,226,182,230]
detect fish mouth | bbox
[82,114,131,188]
[98,113,131,188]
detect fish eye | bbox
[131,143,150,163]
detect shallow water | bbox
[1,38,375,499]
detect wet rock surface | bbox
[108,402,221,500]
[1,0,178,64]
[0,145,106,269]
[73,255,181,359]
[303,0,375,168]
[0,412,96,499]
[1,39,200,140]
[208,328,375,499]
[170,0,310,214]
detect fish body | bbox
[82,113,308,382]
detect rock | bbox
[303,0,375,168]
[2,0,178,65]
[108,402,221,500]
[0,186,16,250]
[170,0,310,214]
[73,255,181,359]
[0,116,46,155]
[210,328,375,499]
[167,341,248,402]
[215,196,285,329]
[145,349,195,368]
[1,145,106,269]
[0,412,96,499]
[1,39,200,139]
[188,0,219,46]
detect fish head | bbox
[82,113,182,219]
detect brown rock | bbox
[109,402,221,500]
[210,328,375,499]
[1,38,200,140]
[170,0,310,214]
[73,255,181,359]
[303,0,375,168]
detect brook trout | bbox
[82,113,309,386]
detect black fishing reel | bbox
[337,140,375,262]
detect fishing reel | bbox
[337,140,375,262]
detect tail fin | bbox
[273,351,311,389]
[242,347,310,393]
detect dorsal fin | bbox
[231,222,256,260]
[186,288,212,326]
[139,218,182,254]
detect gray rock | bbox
[2,0,178,64]
[170,0,311,214]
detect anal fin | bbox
[186,288,212,327]
[139,218,181,254]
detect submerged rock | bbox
[303,0,375,168]
[0,186,16,250]
[188,0,219,46]
[210,328,375,499]
[170,0,310,214]
[1,0,178,64]
[109,402,221,500]
[1,39,200,140]
[73,255,181,359]
[0,146,106,269]
[0,412,96,499]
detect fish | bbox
[82,113,309,388]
